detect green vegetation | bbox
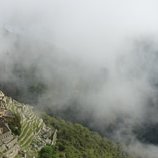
[6,112,21,135]
[42,114,130,158]
[5,98,44,149]
[39,145,56,158]
[5,96,131,158]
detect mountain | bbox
[0,90,131,158]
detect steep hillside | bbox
[0,91,131,158]
[6,99,44,149]
[42,114,131,158]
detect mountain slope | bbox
[42,113,131,158]
[1,91,131,158]
[5,97,45,150]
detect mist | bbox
[0,0,158,157]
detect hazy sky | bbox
[1,0,158,62]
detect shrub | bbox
[39,145,56,158]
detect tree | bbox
[39,145,56,158]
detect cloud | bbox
[0,1,158,157]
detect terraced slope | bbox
[2,93,131,158]
[5,97,44,149]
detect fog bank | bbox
[1,1,158,157]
